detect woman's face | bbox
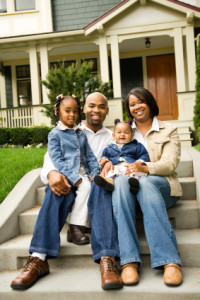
[128,94,151,123]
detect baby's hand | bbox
[75,178,82,187]
[89,176,94,182]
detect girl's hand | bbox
[75,178,82,187]
[125,161,149,175]
[48,170,71,196]
[101,161,114,176]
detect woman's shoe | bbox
[121,262,139,286]
[164,263,183,286]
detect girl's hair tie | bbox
[56,94,64,101]
[114,118,121,125]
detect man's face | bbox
[84,93,109,130]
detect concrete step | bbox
[0,267,200,300]
[1,229,200,271]
[18,200,200,235]
[179,177,196,200]
[176,149,193,178]
[179,139,193,147]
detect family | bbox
[11,87,183,290]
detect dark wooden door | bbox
[147,54,178,120]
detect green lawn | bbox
[0,147,47,204]
[194,144,200,152]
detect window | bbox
[50,60,76,69]
[15,0,35,11]
[81,58,97,75]
[16,65,32,106]
[0,0,7,13]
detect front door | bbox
[147,54,178,120]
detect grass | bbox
[194,144,200,152]
[0,147,47,204]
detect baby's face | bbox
[113,122,133,144]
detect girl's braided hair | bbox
[54,94,82,124]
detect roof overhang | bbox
[84,0,200,36]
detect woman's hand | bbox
[101,161,114,176]
[48,170,71,196]
[125,161,149,175]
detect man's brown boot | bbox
[10,256,49,290]
[100,256,123,290]
[121,262,139,285]
[164,263,183,286]
[67,224,90,245]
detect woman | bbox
[112,87,183,287]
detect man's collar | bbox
[80,121,107,133]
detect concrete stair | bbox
[0,147,200,299]
[167,121,193,147]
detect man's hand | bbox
[101,161,114,176]
[75,178,82,187]
[48,170,71,196]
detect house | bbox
[0,0,200,129]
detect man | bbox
[11,92,123,291]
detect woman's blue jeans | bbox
[112,175,181,268]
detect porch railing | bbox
[0,107,33,127]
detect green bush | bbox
[0,126,53,146]
[10,127,31,146]
[0,128,11,145]
[198,127,200,142]
[30,126,52,144]
[194,37,200,132]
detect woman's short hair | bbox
[125,87,159,121]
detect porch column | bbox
[173,27,186,92]
[99,36,109,83]
[110,35,121,98]
[185,26,196,91]
[40,44,50,104]
[0,74,6,108]
[11,65,18,107]
[29,45,41,105]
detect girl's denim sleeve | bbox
[83,133,100,178]
[48,130,80,185]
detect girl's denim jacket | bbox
[48,126,100,186]
[101,139,149,165]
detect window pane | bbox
[16,65,30,78]
[0,0,7,13]
[17,80,32,106]
[15,0,35,11]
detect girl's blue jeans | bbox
[112,175,181,268]
[29,183,120,261]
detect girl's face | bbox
[112,122,133,144]
[59,98,78,128]
[128,94,151,123]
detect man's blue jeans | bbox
[87,181,120,262]
[112,175,181,268]
[29,183,119,261]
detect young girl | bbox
[48,94,100,242]
[94,119,149,194]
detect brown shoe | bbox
[164,263,183,286]
[10,256,49,290]
[100,256,123,290]
[67,224,90,245]
[121,262,139,286]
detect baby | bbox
[94,119,149,194]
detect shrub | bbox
[9,127,31,146]
[198,127,200,142]
[194,37,200,132]
[0,126,53,146]
[30,126,52,144]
